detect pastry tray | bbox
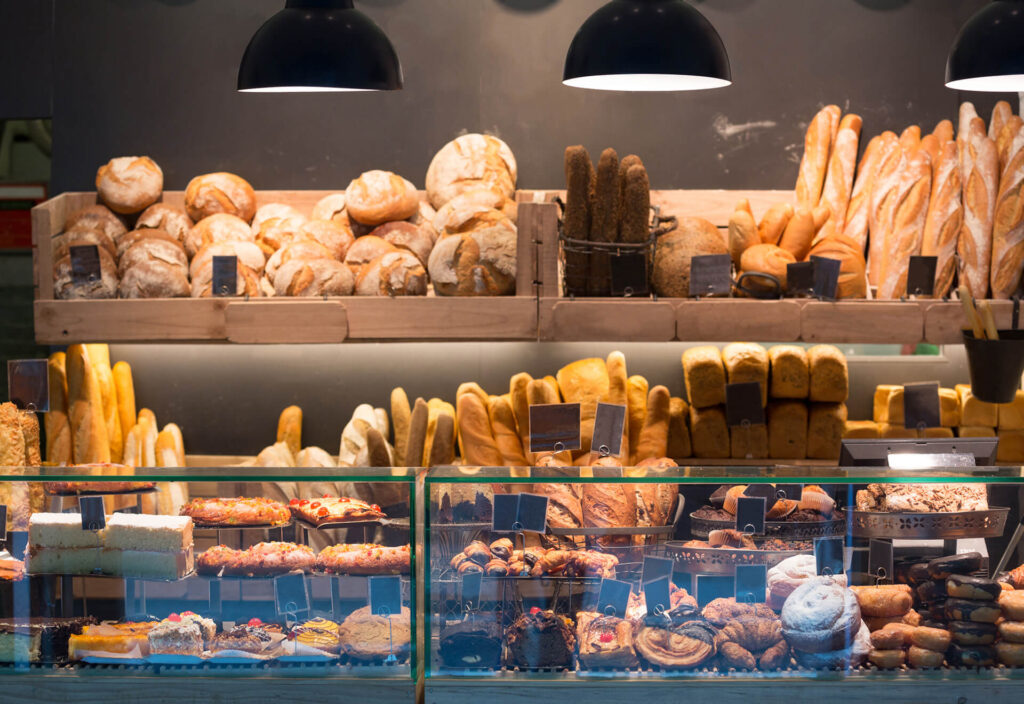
[549,526,674,537]
[664,541,806,575]
[689,512,846,540]
[294,516,410,531]
[46,486,157,497]
[850,507,1009,539]
[190,519,293,531]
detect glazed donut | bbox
[949,620,997,646]
[484,559,508,577]
[852,585,913,618]
[996,641,1024,667]
[999,590,1024,621]
[464,541,491,566]
[781,577,862,654]
[927,601,948,621]
[489,538,513,561]
[947,643,995,667]
[906,562,931,585]
[946,574,1001,601]
[869,628,906,650]
[907,645,945,669]
[998,620,1024,644]
[864,615,904,632]
[945,598,1001,623]
[868,648,905,669]
[916,580,946,604]
[910,626,952,652]
[927,552,983,580]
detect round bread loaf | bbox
[185,213,254,258]
[274,258,354,297]
[807,234,867,299]
[432,186,516,233]
[118,259,190,298]
[115,228,184,259]
[344,235,398,272]
[428,215,517,296]
[438,206,514,238]
[251,203,305,234]
[426,134,517,209]
[53,227,117,262]
[369,221,434,265]
[184,172,257,223]
[299,219,354,261]
[65,205,126,242]
[190,240,267,280]
[345,170,419,225]
[740,243,796,292]
[190,259,261,298]
[781,576,862,653]
[408,200,439,235]
[54,247,118,299]
[135,203,193,245]
[355,251,427,296]
[255,215,308,253]
[96,156,163,214]
[311,193,347,223]
[117,238,187,277]
[651,217,727,297]
[266,240,334,283]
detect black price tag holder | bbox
[370,575,403,664]
[696,575,734,609]
[69,245,101,287]
[689,254,733,298]
[868,539,894,585]
[274,573,311,625]
[726,383,766,427]
[595,578,631,618]
[906,256,938,298]
[492,492,548,553]
[735,564,767,604]
[644,576,672,617]
[516,493,549,534]
[735,496,767,536]
[642,556,674,586]
[7,359,49,413]
[528,403,581,454]
[810,255,841,300]
[212,255,238,297]
[786,262,816,297]
[814,537,846,577]
[609,252,649,298]
[0,505,6,547]
[79,496,105,532]
[903,381,941,431]
[461,571,483,616]
[591,403,626,458]
[9,531,27,560]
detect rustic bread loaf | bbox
[184,172,257,223]
[426,134,517,209]
[96,156,163,214]
[345,170,420,226]
[136,203,193,245]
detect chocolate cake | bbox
[439,618,502,669]
[0,616,95,663]
[505,609,575,670]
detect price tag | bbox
[609,252,649,298]
[735,564,767,604]
[6,360,49,412]
[696,575,733,609]
[903,381,941,429]
[810,255,841,300]
[644,576,672,617]
[515,493,549,533]
[491,493,520,532]
[212,255,237,297]
[814,537,845,576]
[725,382,765,426]
[786,261,815,296]
[9,531,27,559]
[735,496,766,535]
[774,484,803,501]
[69,244,101,286]
[528,403,581,453]
[595,578,631,617]
[461,571,482,609]
[907,256,937,297]
[369,575,403,617]
[742,484,777,503]
[642,556,674,585]
[274,573,310,616]
[591,403,626,458]
[868,539,894,584]
[79,496,105,531]
[0,505,6,543]
[689,254,732,297]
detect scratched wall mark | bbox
[712,114,778,141]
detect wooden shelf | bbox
[676,299,802,342]
[799,300,926,344]
[539,299,676,342]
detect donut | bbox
[927,552,983,580]
[998,590,1024,621]
[906,562,931,586]
[998,620,1024,643]
[879,622,916,646]
[916,580,946,604]
[852,585,913,618]
[780,577,862,653]
[947,644,995,667]
[868,648,905,669]
[946,574,1001,601]
[945,598,1001,623]
[907,645,945,668]
[869,628,906,650]
[996,641,1024,667]
[910,626,952,652]
[948,620,997,646]
[927,601,948,621]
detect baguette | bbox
[45,352,71,465]
[667,397,692,459]
[138,407,157,430]
[86,344,121,464]
[899,125,921,152]
[959,118,1000,299]
[635,385,670,461]
[618,154,644,214]
[588,148,619,295]
[959,102,979,144]
[426,413,455,466]
[111,361,135,454]
[155,428,178,467]
[65,345,110,464]
[456,393,503,466]
[604,351,629,460]
[424,398,454,466]
[509,372,533,459]
[627,375,648,464]
[276,405,302,457]
[844,131,897,251]
[390,387,411,467]
[998,116,1024,168]
[817,113,862,237]
[563,145,594,295]
[796,105,840,209]
[920,134,941,170]
[122,423,145,467]
[868,142,908,285]
[556,358,609,458]
[488,396,528,466]
[542,375,561,401]
[990,100,1014,142]
[620,164,651,244]
[922,140,964,298]
[878,149,932,299]
[162,422,186,465]
[933,119,955,144]
[990,121,1024,298]
[365,427,392,467]
[404,397,429,467]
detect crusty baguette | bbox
[456,393,503,466]
[626,375,648,465]
[959,102,980,143]
[920,134,941,170]
[588,148,619,294]
[868,143,909,285]
[45,352,71,465]
[990,100,1014,142]
[604,351,629,460]
[958,118,1000,299]
[563,145,594,295]
[998,116,1024,169]
[922,140,964,298]
[426,413,455,466]
[844,131,897,252]
[796,106,840,209]
[509,372,533,460]
[878,149,932,299]
[404,397,428,467]
[162,422,186,465]
[276,405,302,457]
[635,385,670,461]
[899,125,921,152]
[85,344,121,464]
[933,119,954,144]
[111,361,135,454]
[65,345,110,464]
[390,387,411,467]
[487,396,528,466]
[817,114,862,238]
[990,121,1024,298]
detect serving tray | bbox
[689,512,846,540]
[664,541,805,575]
[850,508,1009,539]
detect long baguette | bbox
[998,116,1024,169]
[990,100,1014,142]
[990,122,1024,298]
[899,125,921,152]
[958,118,1000,299]
[921,141,964,298]
[844,131,897,252]
[45,352,70,465]
[878,149,932,299]
[959,102,980,144]
[65,345,110,464]
[563,146,593,296]
[85,344,121,464]
[868,144,909,285]
[795,105,840,209]
[588,148,619,295]
[817,114,862,238]
[933,119,955,144]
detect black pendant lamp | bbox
[947,0,1024,91]
[563,0,731,91]
[238,0,402,92]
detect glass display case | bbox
[0,465,415,696]
[424,464,1024,701]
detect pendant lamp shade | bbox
[238,0,402,92]
[563,0,731,91]
[946,0,1024,92]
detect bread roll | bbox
[556,358,609,458]
[255,215,308,253]
[311,193,347,223]
[119,259,190,298]
[844,132,897,250]
[297,219,354,262]
[690,405,729,458]
[878,149,932,299]
[768,401,807,459]
[728,208,759,268]
[190,241,266,280]
[368,221,432,266]
[266,240,334,282]
[53,227,117,262]
[990,122,1024,298]
[428,217,517,296]
[65,205,126,243]
[355,251,427,296]
[136,203,192,245]
[818,114,862,237]
[96,156,163,214]
[807,403,847,459]
[778,208,816,260]
[635,385,670,461]
[740,243,795,293]
[807,233,868,299]
[652,217,727,297]
[65,345,110,464]
[54,246,118,299]
[45,352,71,465]
[250,203,304,234]
[118,237,186,275]
[796,105,841,209]
[432,186,515,233]
[345,170,420,226]
[722,343,769,406]
[114,228,183,260]
[344,235,398,273]
[758,203,795,245]
[185,213,254,258]
[959,118,1000,299]
[184,172,256,223]
[426,134,517,209]
[808,344,848,403]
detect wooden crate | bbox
[32,190,538,344]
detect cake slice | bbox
[99,546,194,580]
[28,513,104,549]
[27,547,102,575]
[103,514,193,552]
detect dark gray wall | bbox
[0,0,52,119]
[50,0,1007,194]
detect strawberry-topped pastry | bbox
[315,543,410,575]
[288,495,386,526]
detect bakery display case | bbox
[423,464,1024,703]
[0,465,415,701]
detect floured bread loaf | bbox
[136,204,192,245]
[96,156,163,214]
[274,258,354,296]
[54,247,118,299]
[184,172,256,223]
[185,213,254,258]
[266,240,334,282]
[355,251,427,296]
[190,241,266,279]
[345,170,419,226]
[300,219,354,261]
[426,134,517,209]
[428,209,517,296]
